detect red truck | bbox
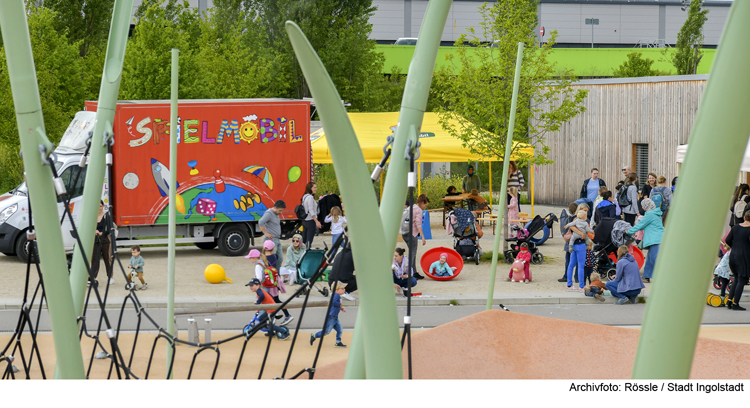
[83,99,312,256]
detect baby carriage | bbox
[296,247,331,297]
[504,213,558,265]
[447,208,482,265]
[592,218,638,280]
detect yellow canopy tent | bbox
[311,112,537,213]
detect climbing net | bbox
[0,148,357,380]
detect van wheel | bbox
[218,225,250,256]
[15,232,36,264]
[195,241,217,250]
[2,252,16,257]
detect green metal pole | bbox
[69,0,134,316]
[349,0,454,378]
[487,42,524,310]
[633,0,750,379]
[286,22,403,380]
[166,48,179,378]
[0,0,85,378]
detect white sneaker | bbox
[341,292,355,301]
[109,278,115,285]
[280,316,294,326]
[139,283,148,290]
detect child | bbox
[510,242,532,283]
[260,241,293,326]
[584,272,607,302]
[714,243,732,301]
[584,240,596,285]
[324,206,347,253]
[310,281,347,348]
[444,186,460,211]
[429,253,457,277]
[126,245,147,290]
[566,210,594,253]
[245,278,289,340]
[507,187,520,234]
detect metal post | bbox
[530,163,535,217]
[167,48,179,377]
[285,0,452,379]
[0,0,86,379]
[204,318,212,343]
[69,0,134,317]
[633,0,750,378]
[489,161,493,208]
[487,42,524,311]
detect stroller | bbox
[295,247,331,297]
[504,213,558,265]
[447,208,482,265]
[592,218,635,280]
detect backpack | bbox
[617,185,632,208]
[651,187,666,212]
[295,195,309,220]
[734,195,748,219]
[258,261,279,288]
[399,206,412,235]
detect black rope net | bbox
[0,146,368,380]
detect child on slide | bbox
[429,253,457,277]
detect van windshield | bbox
[13,160,64,196]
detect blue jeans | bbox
[563,251,579,282]
[314,316,342,342]
[394,275,417,289]
[605,280,641,300]
[332,233,344,253]
[566,243,585,288]
[642,244,659,279]
[585,286,602,297]
[256,311,288,337]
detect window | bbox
[57,165,87,203]
[633,144,649,187]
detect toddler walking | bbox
[310,281,347,348]
[566,210,594,253]
[126,245,147,290]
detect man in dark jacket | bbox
[579,168,606,202]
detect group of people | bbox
[713,183,750,311]
[557,166,675,303]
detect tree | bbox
[0,7,85,192]
[670,0,709,75]
[612,52,668,77]
[433,0,588,166]
[36,0,115,57]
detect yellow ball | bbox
[204,264,232,284]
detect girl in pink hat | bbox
[428,253,456,277]
[258,241,294,326]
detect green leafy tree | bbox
[670,0,709,75]
[433,0,588,165]
[0,7,85,192]
[35,0,114,57]
[612,52,668,77]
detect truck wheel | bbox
[218,225,250,257]
[15,232,36,264]
[195,241,217,250]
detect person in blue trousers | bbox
[310,281,347,348]
[605,246,646,305]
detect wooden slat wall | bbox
[532,78,705,206]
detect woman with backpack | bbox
[619,173,640,226]
[650,175,673,213]
[730,184,750,227]
[301,182,322,249]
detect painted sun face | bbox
[239,121,258,144]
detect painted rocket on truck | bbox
[85,101,311,226]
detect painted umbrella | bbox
[243,165,274,190]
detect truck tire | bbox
[218,225,251,257]
[15,232,36,264]
[195,241,218,250]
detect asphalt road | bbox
[2,303,749,334]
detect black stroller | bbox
[447,208,482,265]
[592,218,635,280]
[503,213,558,265]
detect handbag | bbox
[564,230,572,242]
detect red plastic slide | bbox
[420,247,464,281]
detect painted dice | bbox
[196,198,217,217]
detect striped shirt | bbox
[508,171,525,189]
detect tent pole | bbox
[489,161,492,208]
[418,163,421,196]
[380,169,384,201]
[530,163,534,217]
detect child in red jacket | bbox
[509,243,532,283]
